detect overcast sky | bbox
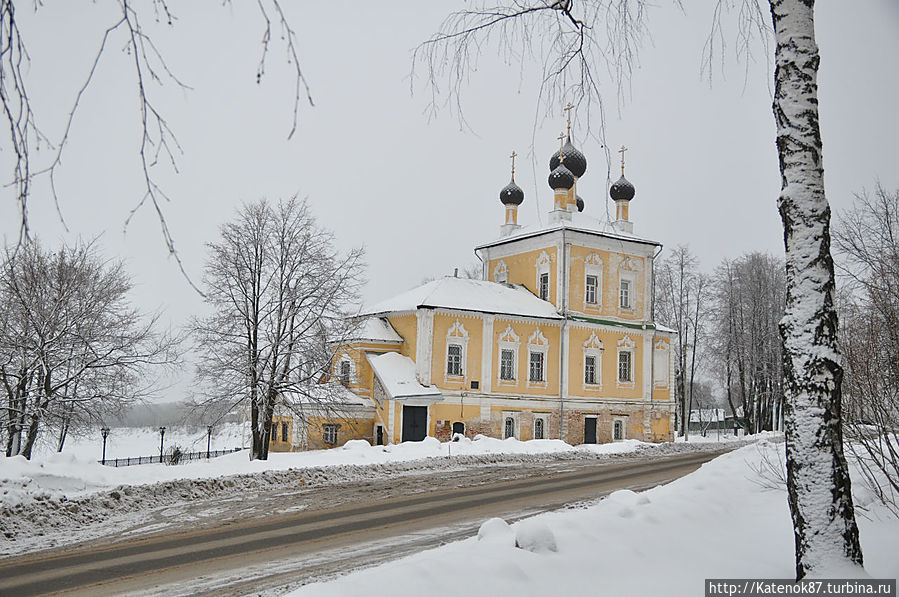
[1,1,897,402]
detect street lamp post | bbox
[206,425,213,459]
[101,427,110,465]
[158,426,166,462]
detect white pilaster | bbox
[415,309,434,386]
[481,315,494,393]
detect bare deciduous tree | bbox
[655,245,709,440]
[834,184,899,516]
[713,252,785,434]
[0,239,180,458]
[417,0,863,578]
[193,197,364,461]
[0,0,310,270]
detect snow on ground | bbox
[5,427,753,509]
[0,427,756,552]
[289,439,899,597]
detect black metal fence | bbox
[100,448,244,467]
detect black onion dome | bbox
[610,175,635,201]
[549,138,587,178]
[576,195,585,212]
[499,178,524,205]
[548,163,575,190]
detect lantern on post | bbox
[159,426,166,462]
[101,427,110,465]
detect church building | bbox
[277,129,675,451]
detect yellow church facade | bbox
[277,134,675,450]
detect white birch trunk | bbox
[770,0,863,578]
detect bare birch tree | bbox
[416,0,863,578]
[193,197,364,461]
[0,239,180,458]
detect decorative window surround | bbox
[584,253,603,310]
[527,328,549,388]
[494,260,509,284]
[444,320,469,382]
[617,336,636,389]
[583,331,604,391]
[497,324,520,384]
[618,256,637,314]
[536,251,551,301]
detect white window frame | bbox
[494,260,509,284]
[527,329,549,388]
[323,424,339,445]
[533,414,548,440]
[502,411,519,439]
[616,336,636,389]
[613,417,627,441]
[336,356,355,385]
[446,343,463,376]
[618,261,637,312]
[536,251,551,301]
[584,253,603,309]
[444,320,469,381]
[583,331,604,390]
[497,324,520,384]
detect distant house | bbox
[277,132,676,449]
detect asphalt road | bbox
[0,449,727,596]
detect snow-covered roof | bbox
[367,352,442,400]
[282,383,375,409]
[476,211,661,251]
[347,317,403,344]
[656,322,677,334]
[362,277,562,320]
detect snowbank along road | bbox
[0,442,741,596]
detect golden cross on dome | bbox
[563,102,574,136]
[618,145,628,176]
[510,151,517,178]
[557,132,566,161]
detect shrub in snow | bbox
[514,519,557,553]
[477,517,515,547]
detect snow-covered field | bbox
[290,439,899,597]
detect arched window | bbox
[534,418,545,440]
[504,417,515,439]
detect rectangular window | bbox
[323,424,338,445]
[619,280,631,309]
[613,419,625,441]
[539,273,550,300]
[339,360,351,384]
[584,355,597,385]
[618,351,632,383]
[585,275,598,304]
[500,349,514,380]
[529,351,545,382]
[447,344,462,376]
[281,422,289,442]
[534,418,545,440]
